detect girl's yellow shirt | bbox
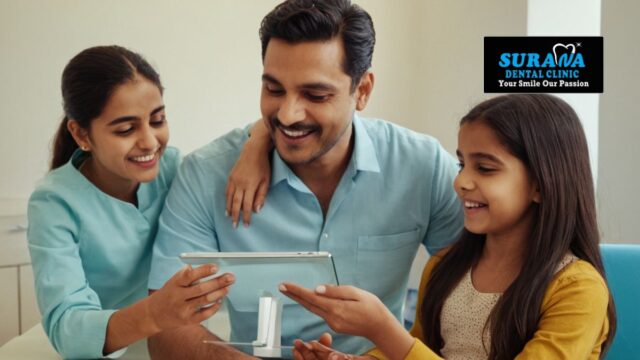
[368,253,610,360]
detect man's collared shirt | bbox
[149,115,462,356]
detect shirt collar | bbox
[270,114,380,189]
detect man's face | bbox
[260,37,359,167]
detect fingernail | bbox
[256,204,262,213]
[316,285,326,294]
[210,265,217,274]
[279,284,287,292]
[225,210,229,217]
[232,221,237,229]
[244,222,249,228]
[226,274,235,283]
[216,298,224,304]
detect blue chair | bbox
[600,244,640,359]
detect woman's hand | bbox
[225,119,273,228]
[146,264,234,332]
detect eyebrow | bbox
[456,150,505,165]
[107,105,165,126]
[261,74,337,92]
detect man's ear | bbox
[67,119,91,151]
[355,71,374,111]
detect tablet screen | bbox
[180,252,338,311]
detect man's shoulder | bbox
[359,117,442,149]
[357,116,446,162]
[180,128,248,176]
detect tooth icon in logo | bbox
[552,43,576,66]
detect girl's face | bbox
[454,120,540,241]
[72,75,168,190]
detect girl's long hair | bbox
[51,45,162,170]
[420,94,616,359]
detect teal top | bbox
[149,116,463,357]
[27,147,180,359]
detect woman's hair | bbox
[420,94,616,359]
[51,45,163,170]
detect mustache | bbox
[269,117,320,132]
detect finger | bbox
[295,340,320,360]
[176,264,216,287]
[309,340,334,354]
[242,188,254,227]
[254,180,269,213]
[281,283,333,311]
[192,301,222,323]
[230,190,244,228]
[280,285,328,319]
[225,182,235,217]
[315,284,362,301]
[188,287,228,308]
[186,272,235,299]
[319,332,332,347]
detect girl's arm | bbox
[514,262,610,359]
[280,283,415,360]
[225,119,273,228]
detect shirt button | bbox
[323,233,329,239]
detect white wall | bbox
[1,1,637,242]
[598,0,640,243]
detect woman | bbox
[28,45,234,359]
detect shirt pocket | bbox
[355,228,420,299]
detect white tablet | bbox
[180,251,339,311]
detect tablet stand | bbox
[252,294,283,358]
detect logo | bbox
[485,37,603,93]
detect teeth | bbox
[131,153,155,162]
[281,127,311,138]
[465,200,485,208]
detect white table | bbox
[0,310,231,359]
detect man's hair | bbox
[259,0,375,91]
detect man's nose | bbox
[277,96,305,126]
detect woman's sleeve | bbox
[365,254,446,360]
[27,189,122,359]
[515,264,610,359]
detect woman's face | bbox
[72,75,168,191]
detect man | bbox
[148,0,462,358]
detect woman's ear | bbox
[355,71,374,111]
[67,119,91,151]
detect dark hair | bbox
[421,94,616,359]
[259,0,375,91]
[51,45,163,170]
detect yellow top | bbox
[367,253,610,360]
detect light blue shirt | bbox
[27,147,179,359]
[148,116,462,356]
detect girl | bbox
[280,94,616,360]
[28,46,237,359]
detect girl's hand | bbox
[225,119,272,228]
[292,334,375,360]
[279,283,395,342]
[147,264,235,332]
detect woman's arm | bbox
[103,265,234,354]
[225,119,273,227]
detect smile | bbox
[279,126,315,139]
[129,148,161,163]
[464,200,487,208]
